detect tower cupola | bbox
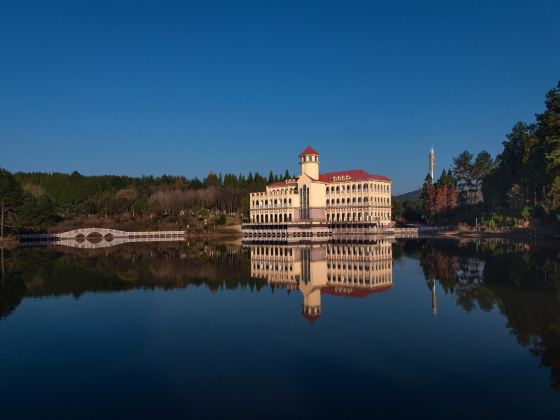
[299,146,320,179]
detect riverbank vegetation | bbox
[0,167,293,235]
[396,81,560,229]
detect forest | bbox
[397,80,560,228]
[0,167,293,235]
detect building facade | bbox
[248,147,392,229]
[249,241,393,321]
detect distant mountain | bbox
[394,189,420,203]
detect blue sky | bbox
[1,0,559,194]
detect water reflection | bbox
[411,239,560,391]
[1,238,560,395]
[0,242,262,319]
[248,240,392,321]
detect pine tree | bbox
[0,168,24,237]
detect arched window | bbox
[289,213,292,222]
[265,214,269,223]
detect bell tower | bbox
[299,146,320,179]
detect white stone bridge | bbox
[18,228,186,249]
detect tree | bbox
[14,193,58,231]
[437,169,452,187]
[434,186,447,214]
[419,174,435,221]
[452,151,474,205]
[392,199,404,221]
[446,185,458,210]
[0,169,24,237]
[506,184,525,214]
[203,172,221,188]
[216,213,227,225]
[483,122,539,209]
[473,151,494,189]
[536,81,560,183]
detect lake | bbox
[1,238,559,419]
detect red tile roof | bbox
[319,169,391,183]
[303,312,320,323]
[299,146,320,156]
[269,178,299,188]
[267,169,390,187]
[322,284,392,298]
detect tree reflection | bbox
[3,239,560,393]
[404,239,560,392]
[0,242,265,319]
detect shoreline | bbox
[422,228,560,242]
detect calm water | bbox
[1,238,559,419]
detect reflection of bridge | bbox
[18,229,185,249]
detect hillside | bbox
[394,189,420,203]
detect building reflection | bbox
[249,240,393,321]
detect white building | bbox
[248,147,392,229]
